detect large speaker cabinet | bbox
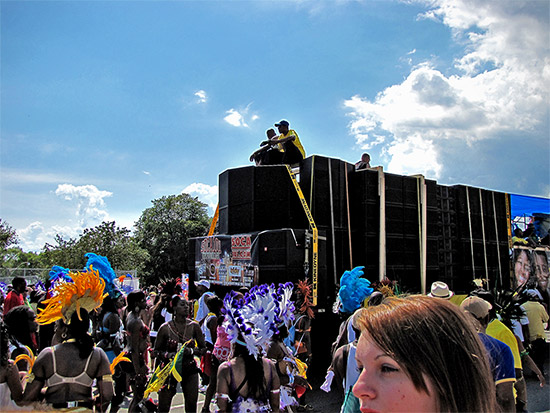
[218,165,307,234]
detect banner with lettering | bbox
[195,233,259,287]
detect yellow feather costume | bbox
[37,267,108,325]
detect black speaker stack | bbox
[191,156,511,298]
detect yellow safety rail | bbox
[208,204,219,236]
[285,165,319,306]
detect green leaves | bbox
[134,194,209,285]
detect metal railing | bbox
[0,268,137,285]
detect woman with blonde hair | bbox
[353,295,497,412]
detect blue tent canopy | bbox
[510,194,550,217]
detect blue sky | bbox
[1,0,549,252]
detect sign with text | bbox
[195,234,259,287]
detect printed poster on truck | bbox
[195,234,259,287]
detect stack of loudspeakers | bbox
[348,167,380,282]
[217,164,332,304]
[218,165,307,234]
[302,158,443,292]
[435,185,459,288]
[348,170,440,293]
[384,173,422,292]
[215,158,512,296]
[425,179,441,288]
[451,185,510,291]
[299,156,355,286]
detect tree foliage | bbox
[134,194,210,285]
[41,221,148,273]
[0,219,19,266]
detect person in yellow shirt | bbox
[274,120,305,165]
[523,289,549,374]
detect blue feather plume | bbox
[338,266,373,314]
[84,253,117,297]
[49,265,73,285]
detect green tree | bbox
[135,194,210,285]
[41,234,80,269]
[77,221,148,272]
[0,219,19,266]
[3,247,44,269]
[41,222,148,275]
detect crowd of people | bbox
[0,253,548,412]
[0,254,316,412]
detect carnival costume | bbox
[220,283,297,412]
[36,268,107,325]
[25,267,113,410]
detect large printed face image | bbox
[513,249,532,287]
[534,250,549,292]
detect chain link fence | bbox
[0,268,137,286]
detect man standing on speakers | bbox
[250,119,306,166]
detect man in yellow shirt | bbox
[523,289,549,374]
[274,120,305,165]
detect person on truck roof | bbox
[250,120,305,167]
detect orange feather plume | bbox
[36,267,108,325]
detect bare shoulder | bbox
[217,360,231,377]
[264,358,276,368]
[94,346,110,362]
[333,344,344,359]
[157,322,169,334]
[188,319,200,328]
[189,320,202,333]
[126,314,143,332]
[267,342,284,359]
[34,346,53,365]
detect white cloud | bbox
[223,103,259,128]
[194,89,207,103]
[224,109,248,127]
[55,184,112,228]
[344,0,549,183]
[18,221,45,252]
[17,221,83,252]
[183,183,218,212]
[143,171,151,175]
[385,134,442,178]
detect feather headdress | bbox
[49,265,73,287]
[338,266,373,314]
[0,282,8,297]
[36,268,107,325]
[223,283,295,359]
[160,278,182,296]
[84,253,120,298]
[296,279,315,319]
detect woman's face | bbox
[514,250,531,285]
[174,299,190,318]
[353,333,438,413]
[535,253,549,290]
[27,310,39,333]
[116,295,126,309]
